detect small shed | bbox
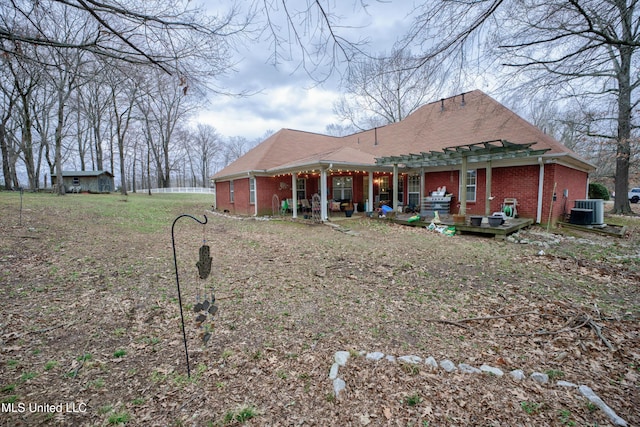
[51,170,114,193]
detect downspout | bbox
[536,157,544,223]
[585,176,590,199]
[254,176,258,216]
[212,179,217,210]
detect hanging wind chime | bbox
[194,235,218,345]
[171,213,219,378]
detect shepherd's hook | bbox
[171,213,208,378]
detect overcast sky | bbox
[195,1,420,140]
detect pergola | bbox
[375,140,550,215]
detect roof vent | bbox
[440,98,445,111]
[461,93,466,106]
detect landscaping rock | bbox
[579,385,628,426]
[335,351,350,366]
[557,380,577,387]
[326,348,630,427]
[509,369,525,381]
[458,363,481,374]
[424,356,438,369]
[440,359,457,372]
[333,378,346,397]
[329,363,339,380]
[398,355,422,364]
[366,351,385,361]
[530,372,549,384]
[480,364,503,376]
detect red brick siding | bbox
[215,164,588,222]
[215,180,231,211]
[488,166,541,219]
[424,164,586,222]
[256,176,291,216]
[424,170,461,213]
[543,164,589,225]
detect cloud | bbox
[195,1,417,141]
[197,85,340,139]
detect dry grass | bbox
[0,192,638,426]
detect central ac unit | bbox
[574,199,604,226]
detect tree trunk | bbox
[612,7,633,215]
[0,122,13,191]
[55,91,66,196]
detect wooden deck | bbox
[373,213,534,239]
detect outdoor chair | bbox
[300,199,311,213]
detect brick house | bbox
[212,90,595,224]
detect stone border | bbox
[328,350,628,427]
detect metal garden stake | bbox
[171,213,208,378]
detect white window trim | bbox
[466,170,476,203]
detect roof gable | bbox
[213,90,591,180]
[51,170,114,178]
[213,129,341,178]
[339,90,573,157]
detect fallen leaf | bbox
[382,406,391,420]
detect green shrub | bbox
[588,183,610,200]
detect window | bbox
[332,176,352,200]
[407,175,421,209]
[249,177,255,204]
[396,176,404,204]
[296,178,306,200]
[229,180,235,203]
[465,170,476,202]
[72,177,80,186]
[378,176,390,201]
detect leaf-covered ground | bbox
[0,193,638,426]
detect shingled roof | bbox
[212,90,593,180]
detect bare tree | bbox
[334,49,439,130]
[3,41,42,190]
[74,70,111,172]
[190,124,222,187]
[401,0,639,214]
[324,122,357,137]
[223,136,251,167]
[1,0,248,76]
[258,0,372,81]
[137,70,197,188]
[0,80,19,190]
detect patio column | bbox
[368,171,374,213]
[459,155,468,215]
[420,168,425,214]
[485,160,492,217]
[392,164,399,211]
[291,172,298,218]
[320,168,328,221]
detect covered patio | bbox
[375,139,550,218]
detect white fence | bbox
[137,187,215,194]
